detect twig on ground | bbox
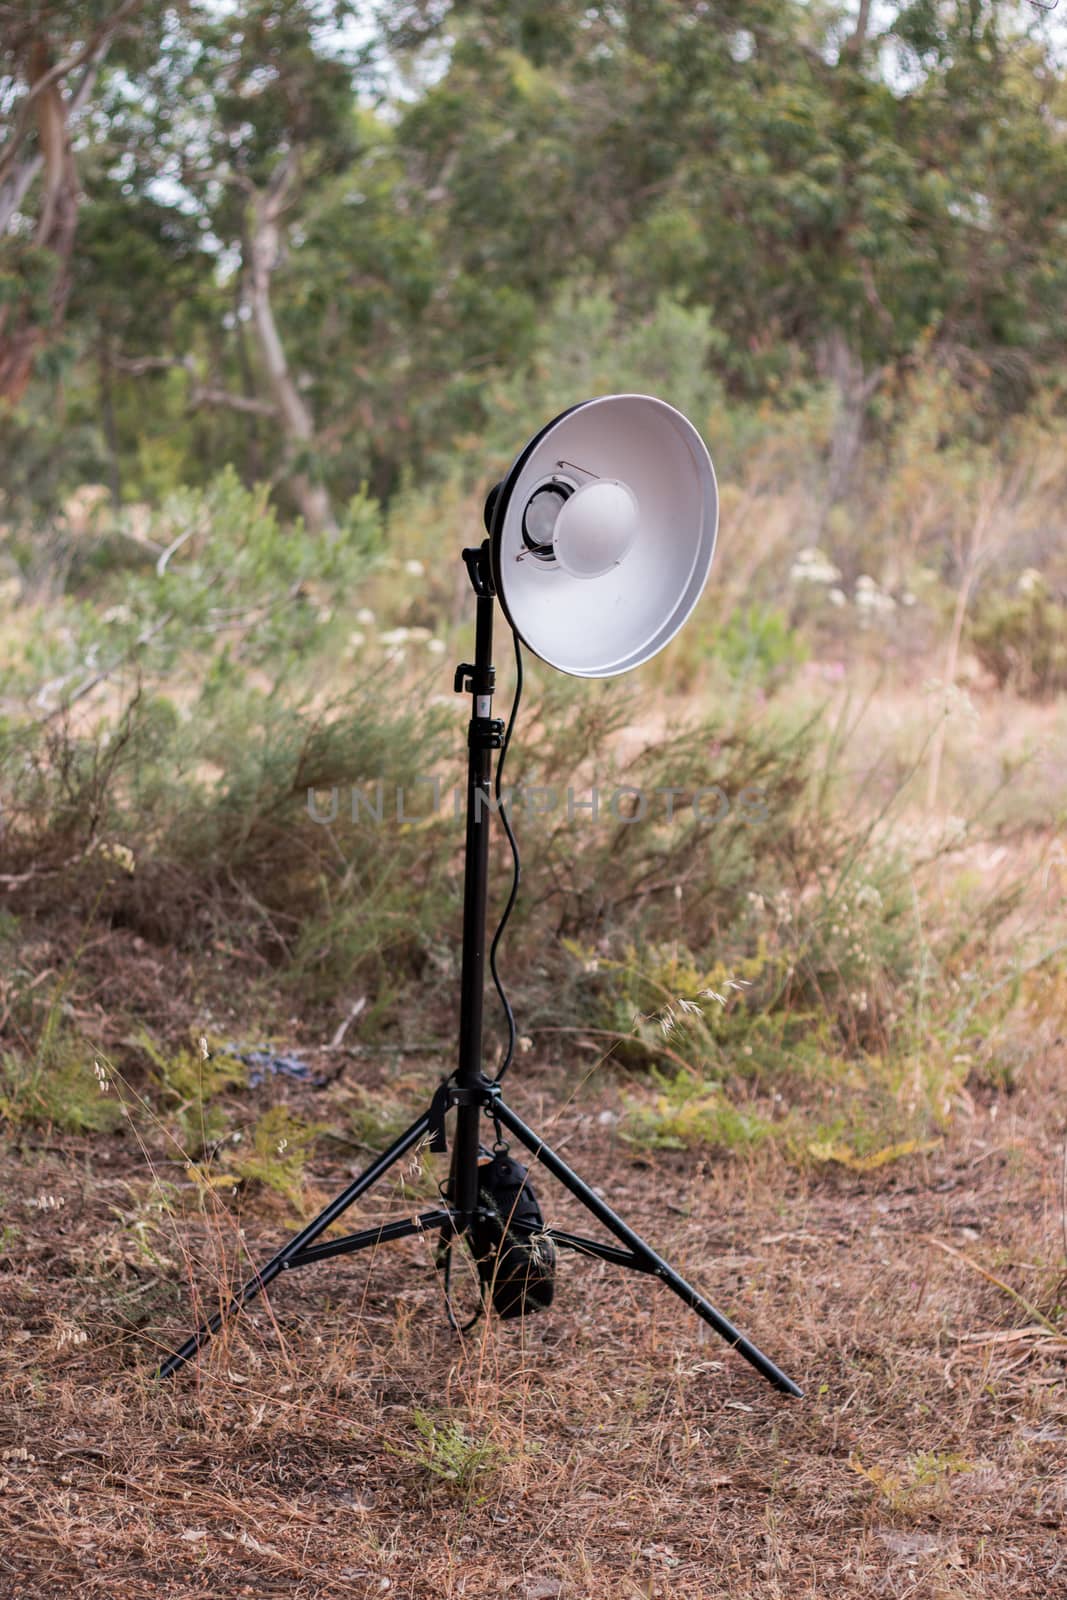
[956,1325,1067,1346]
[325,996,367,1051]
[928,1235,1062,1337]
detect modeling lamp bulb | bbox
[552,480,639,579]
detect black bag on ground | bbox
[467,1151,556,1319]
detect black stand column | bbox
[449,555,501,1222]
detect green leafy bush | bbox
[227,1107,323,1210]
[0,1028,123,1134]
[970,583,1067,698]
[622,1069,773,1153]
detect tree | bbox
[62,0,365,532]
[392,1,1066,486]
[3,0,1064,527]
[0,1,148,401]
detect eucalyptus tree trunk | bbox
[246,159,336,537]
[820,327,882,512]
[0,5,135,401]
[0,41,80,402]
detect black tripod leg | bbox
[494,1100,803,1398]
[157,1110,432,1379]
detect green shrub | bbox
[717,603,808,690]
[970,582,1067,698]
[0,1030,123,1135]
[227,1107,323,1210]
[622,1070,774,1152]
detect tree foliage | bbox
[1,0,1064,524]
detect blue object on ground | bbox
[227,1044,327,1089]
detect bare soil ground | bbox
[2,1037,1065,1600]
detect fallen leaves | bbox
[807,1137,941,1172]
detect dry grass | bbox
[1,1023,1064,1598]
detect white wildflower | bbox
[943,814,968,845]
[97,841,135,875]
[854,575,896,615]
[790,547,842,586]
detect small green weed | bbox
[0,1029,123,1135]
[392,1407,503,1500]
[227,1107,322,1210]
[138,1031,246,1155]
[622,1069,773,1153]
[851,1450,975,1518]
[139,1033,247,1104]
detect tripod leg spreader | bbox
[158,1088,801,1397]
[157,1112,435,1379]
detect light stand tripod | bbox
[157,543,802,1398]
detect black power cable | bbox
[489,628,523,1083]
